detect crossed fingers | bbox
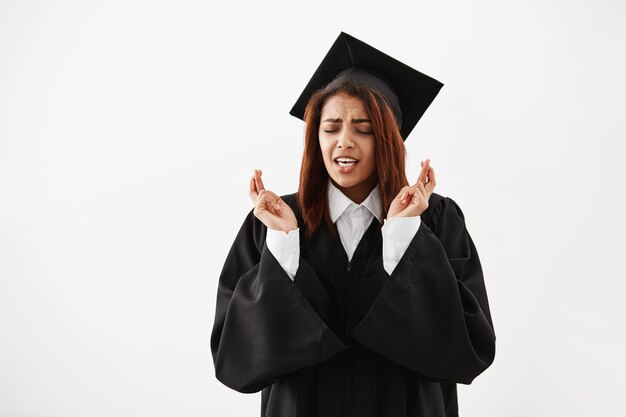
[249,169,283,214]
[400,181,427,204]
[249,168,265,202]
[400,159,436,204]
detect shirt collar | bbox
[327,178,383,224]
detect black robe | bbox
[210,191,496,417]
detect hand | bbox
[249,169,298,233]
[387,159,437,219]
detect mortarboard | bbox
[289,32,444,141]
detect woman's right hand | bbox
[249,169,298,233]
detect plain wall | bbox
[1,0,625,415]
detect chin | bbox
[329,175,365,189]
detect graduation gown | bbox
[210,191,496,417]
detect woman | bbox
[211,32,496,417]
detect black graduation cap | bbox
[289,32,444,140]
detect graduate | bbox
[210,32,496,417]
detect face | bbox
[318,93,378,203]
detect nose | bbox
[336,128,355,149]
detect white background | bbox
[1,0,625,416]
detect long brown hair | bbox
[297,79,409,239]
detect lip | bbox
[334,155,359,162]
[334,159,358,174]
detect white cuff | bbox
[265,228,300,281]
[381,216,421,275]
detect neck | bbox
[332,172,379,204]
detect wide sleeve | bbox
[210,209,349,393]
[348,197,496,385]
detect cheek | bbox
[319,140,332,161]
[364,143,376,168]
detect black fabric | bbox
[327,67,403,128]
[211,192,496,417]
[289,32,444,140]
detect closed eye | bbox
[323,129,372,134]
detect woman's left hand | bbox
[387,159,437,219]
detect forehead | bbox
[320,93,368,117]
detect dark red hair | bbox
[297,79,409,239]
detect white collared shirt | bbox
[327,178,383,261]
[266,179,421,280]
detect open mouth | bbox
[334,157,358,168]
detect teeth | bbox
[338,161,355,167]
[336,158,356,163]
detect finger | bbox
[425,165,436,193]
[266,196,277,215]
[253,190,266,216]
[416,159,430,186]
[256,189,268,203]
[275,195,285,207]
[417,180,427,196]
[261,189,279,201]
[249,173,258,201]
[261,193,279,217]
[398,185,410,203]
[400,185,414,203]
[262,191,283,217]
[403,186,418,204]
[260,190,282,211]
[254,169,266,192]
[274,196,286,212]
[268,193,281,213]
[423,159,431,184]
[413,181,427,202]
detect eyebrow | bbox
[322,118,372,124]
